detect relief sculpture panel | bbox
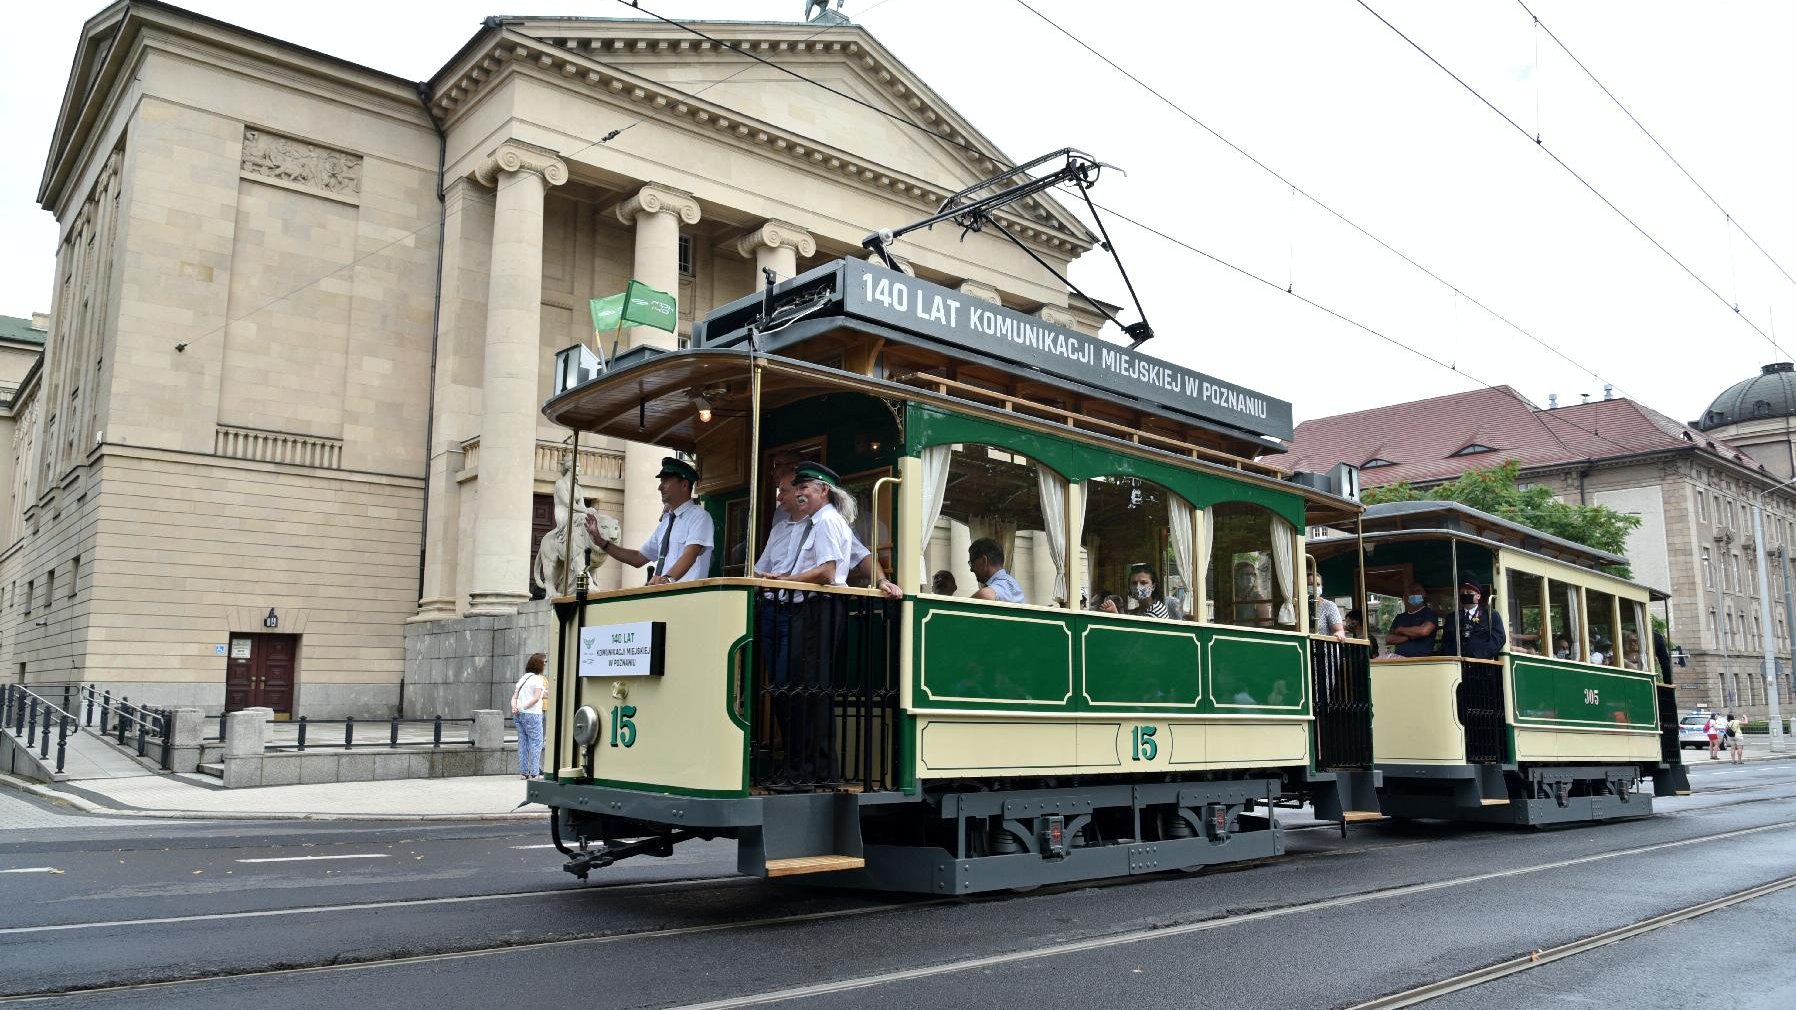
[241,128,362,198]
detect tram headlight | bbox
[573,705,602,749]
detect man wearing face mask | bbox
[1438,581,1506,660]
[1384,581,1439,657]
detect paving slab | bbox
[2,771,545,822]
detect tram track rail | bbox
[1343,872,1796,1009]
[5,816,1791,1004]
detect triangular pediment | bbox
[41,3,128,207]
[461,17,1094,251]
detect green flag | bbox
[621,279,678,333]
[589,292,626,336]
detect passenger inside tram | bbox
[968,538,1025,603]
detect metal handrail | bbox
[2,684,77,774]
[263,715,478,752]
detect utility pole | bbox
[1718,582,1733,708]
[1752,482,1793,752]
[1783,548,1795,732]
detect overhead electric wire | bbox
[1354,0,1791,361]
[618,0,1731,466]
[1008,0,1629,396]
[1517,0,1796,293]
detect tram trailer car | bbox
[1310,502,1691,826]
[528,259,1378,894]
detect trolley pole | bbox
[1751,486,1790,752]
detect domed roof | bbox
[1697,362,1796,431]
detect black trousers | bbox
[756,594,845,786]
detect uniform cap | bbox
[657,456,700,482]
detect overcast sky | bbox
[4,0,1792,428]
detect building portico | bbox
[23,2,1103,718]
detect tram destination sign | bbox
[841,261,1292,442]
[578,621,666,678]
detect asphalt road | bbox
[2,758,1793,1009]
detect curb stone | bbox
[0,772,549,822]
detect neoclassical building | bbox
[18,1,1100,716]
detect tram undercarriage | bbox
[541,774,1303,894]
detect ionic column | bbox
[609,183,702,558]
[735,220,815,284]
[466,142,567,616]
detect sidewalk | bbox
[0,770,547,822]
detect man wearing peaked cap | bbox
[589,455,714,585]
[1439,579,1506,661]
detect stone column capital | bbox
[473,140,568,189]
[611,183,702,227]
[735,219,816,260]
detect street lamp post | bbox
[1750,477,1796,753]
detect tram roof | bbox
[539,345,1362,525]
[1329,500,1667,599]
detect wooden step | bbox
[197,763,224,779]
[1479,798,1511,806]
[765,855,865,877]
[1343,811,1385,822]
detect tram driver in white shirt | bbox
[589,456,714,584]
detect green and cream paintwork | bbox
[1497,549,1662,765]
[1369,546,1663,769]
[554,582,755,797]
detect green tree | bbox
[1363,461,1642,577]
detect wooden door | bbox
[530,492,555,600]
[225,636,256,711]
[223,634,299,716]
[258,635,297,716]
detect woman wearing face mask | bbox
[1128,565,1172,619]
[1309,572,1346,640]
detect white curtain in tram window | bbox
[1169,496,1196,619]
[1196,506,1215,617]
[1037,468,1069,603]
[918,444,952,570]
[1566,591,1581,660]
[1271,516,1297,626]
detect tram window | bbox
[1585,588,1620,666]
[1206,501,1296,629]
[1619,599,1646,670]
[1547,580,1582,662]
[1083,475,1187,619]
[1506,570,1544,655]
[925,444,1054,606]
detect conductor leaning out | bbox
[588,456,715,584]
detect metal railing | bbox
[1456,659,1508,765]
[264,715,476,752]
[2,684,78,775]
[1309,637,1374,770]
[751,588,900,792]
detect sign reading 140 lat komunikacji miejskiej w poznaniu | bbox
[578,621,666,678]
[841,261,1292,441]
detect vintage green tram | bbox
[1310,501,1690,825]
[527,258,1376,893]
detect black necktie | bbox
[779,519,816,601]
[656,509,676,577]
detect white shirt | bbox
[754,505,797,575]
[760,504,868,579]
[512,673,545,715]
[641,499,714,582]
[778,502,854,601]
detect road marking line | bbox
[659,819,1796,1010]
[234,854,391,864]
[0,875,753,935]
[0,868,63,875]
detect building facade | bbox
[1287,384,1796,720]
[19,1,1099,716]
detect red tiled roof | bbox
[1286,387,1765,486]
